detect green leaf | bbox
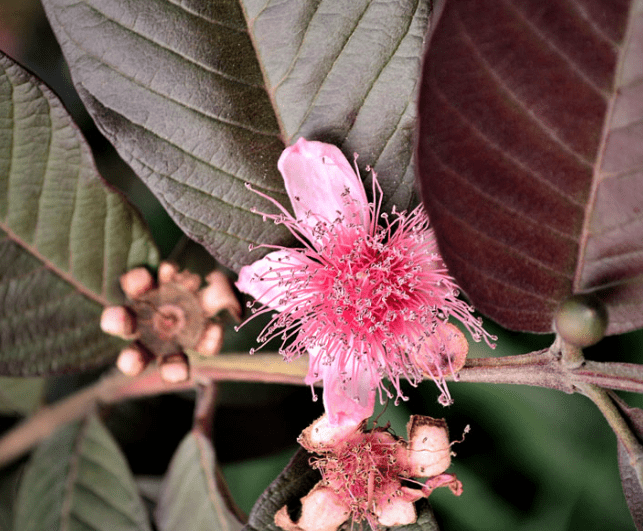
[40,0,430,271]
[13,415,151,531]
[0,460,23,531]
[0,51,159,375]
[0,376,45,415]
[155,430,245,531]
[244,448,321,531]
[610,393,643,530]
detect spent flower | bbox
[274,413,463,531]
[237,138,495,425]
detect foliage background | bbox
[0,1,642,530]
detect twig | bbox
[0,353,308,467]
[577,383,643,488]
[4,348,643,467]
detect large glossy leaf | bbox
[40,0,431,272]
[0,51,159,375]
[417,0,643,334]
[155,430,245,531]
[13,415,151,531]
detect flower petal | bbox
[236,250,305,311]
[375,492,418,527]
[278,138,369,241]
[298,413,363,452]
[306,348,376,427]
[274,484,350,531]
[404,416,451,477]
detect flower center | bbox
[312,429,405,525]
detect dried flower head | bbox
[275,413,462,531]
[100,262,240,382]
[237,138,495,425]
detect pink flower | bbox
[274,413,463,531]
[236,138,494,426]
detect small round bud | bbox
[116,345,149,376]
[100,306,136,338]
[159,353,190,383]
[158,261,180,284]
[174,270,202,293]
[120,267,154,299]
[194,323,225,356]
[554,294,608,348]
[200,271,241,320]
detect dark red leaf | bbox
[417,0,643,334]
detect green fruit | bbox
[554,294,608,348]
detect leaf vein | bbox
[502,0,610,98]
[431,77,586,210]
[60,4,278,138]
[428,192,576,281]
[456,10,595,168]
[73,480,142,528]
[82,0,265,89]
[286,2,372,133]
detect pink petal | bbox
[374,484,421,527]
[375,498,417,527]
[306,347,376,427]
[275,484,350,531]
[422,473,463,497]
[404,416,451,477]
[298,413,363,452]
[236,250,304,311]
[278,138,369,241]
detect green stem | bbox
[577,382,643,487]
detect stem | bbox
[0,353,308,467]
[193,380,217,438]
[448,348,575,394]
[4,348,643,467]
[577,383,643,487]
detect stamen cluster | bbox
[236,138,495,425]
[310,428,405,528]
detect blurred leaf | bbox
[40,0,430,272]
[155,430,245,531]
[417,0,643,334]
[244,448,320,531]
[0,51,159,375]
[13,414,151,531]
[0,376,45,415]
[0,460,23,531]
[610,393,643,530]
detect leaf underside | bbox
[417,0,643,334]
[0,52,158,375]
[40,0,431,272]
[155,430,244,531]
[13,415,151,531]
